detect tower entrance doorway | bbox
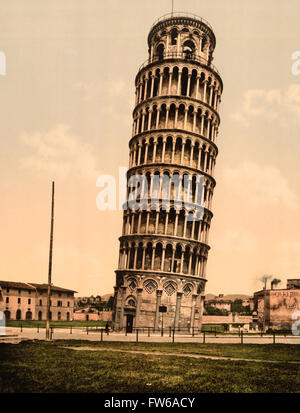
[126,314,134,333]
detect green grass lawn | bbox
[0,341,299,393]
[6,320,108,328]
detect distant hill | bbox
[101,293,113,302]
[222,294,251,301]
[205,293,251,301]
[205,293,216,300]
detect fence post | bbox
[136,329,139,343]
[86,327,88,335]
[169,327,171,337]
[192,327,195,337]
[70,326,72,334]
[172,328,175,343]
[273,332,275,344]
[37,325,39,333]
[161,326,164,337]
[20,324,22,333]
[148,327,150,337]
[100,329,103,342]
[241,330,243,344]
[203,331,206,344]
[51,327,53,340]
[125,327,127,337]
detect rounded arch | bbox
[156,43,164,60]
[143,279,158,294]
[126,296,136,307]
[183,283,194,296]
[171,27,178,45]
[163,280,178,296]
[4,310,10,320]
[183,39,195,55]
[26,310,32,320]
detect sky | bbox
[0,0,300,296]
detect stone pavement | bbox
[1,327,300,345]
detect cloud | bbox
[105,79,135,117]
[72,78,134,126]
[231,84,300,126]
[20,124,99,181]
[230,112,250,127]
[73,78,133,105]
[213,227,257,253]
[73,82,96,101]
[222,161,299,210]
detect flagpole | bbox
[46,181,55,341]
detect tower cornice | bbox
[127,163,217,187]
[115,268,208,284]
[148,13,216,50]
[129,129,219,156]
[133,94,221,124]
[135,56,222,90]
[119,234,211,251]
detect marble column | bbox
[154,290,163,331]
[190,294,197,329]
[119,286,127,330]
[134,288,143,327]
[174,292,183,329]
[161,246,166,271]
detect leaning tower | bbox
[113,13,223,332]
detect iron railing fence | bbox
[149,12,214,32]
[12,323,294,345]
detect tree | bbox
[204,305,228,316]
[107,296,114,310]
[231,299,244,313]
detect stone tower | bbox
[113,13,223,332]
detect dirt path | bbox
[64,346,300,364]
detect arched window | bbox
[127,299,136,307]
[38,311,42,321]
[16,309,21,320]
[156,44,164,60]
[201,36,207,52]
[26,311,32,320]
[183,40,195,59]
[4,310,10,321]
[171,28,178,45]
